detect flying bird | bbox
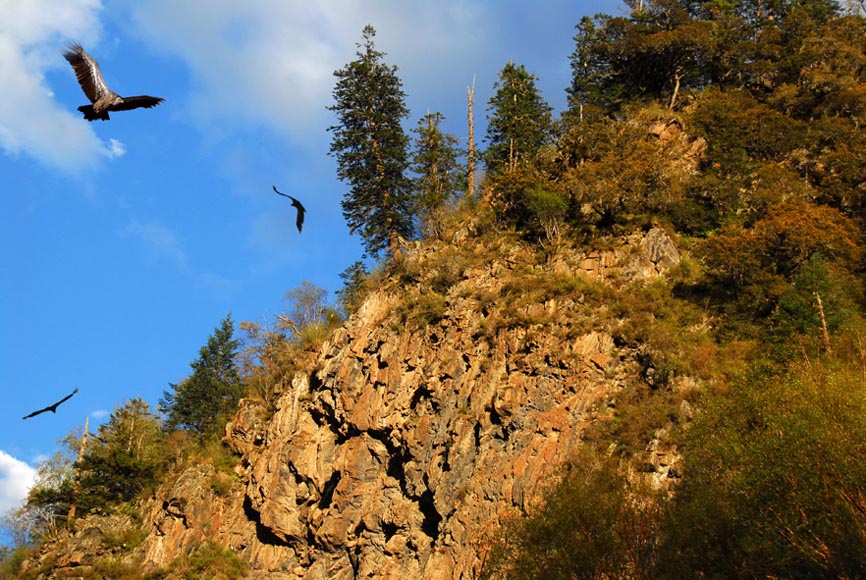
[22,388,79,420]
[63,43,164,121]
[273,185,307,233]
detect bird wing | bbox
[273,186,306,233]
[54,388,79,407]
[110,95,165,111]
[22,407,50,420]
[22,388,78,420]
[63,44,110,104]
[273,185,292,199]
[292,200,306,233]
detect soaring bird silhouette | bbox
[22,388,79,420]
[63,43,164,121]
[273,185,306,233]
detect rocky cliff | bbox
[22,227,687,579]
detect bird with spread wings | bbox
[63,43,164,121]
[273,186,307,233]
[22,388,79,420]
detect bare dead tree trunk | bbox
[669,68,682,110]
[276,314,302,338]
[67,416,89,523]
[814,292,833,356]
[466,75,476,201]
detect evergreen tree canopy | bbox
[337,260,369,316]
[328,24,415,258]
[484,61,553,175]
[77,398,162,511]
[410,112,465,237]
[160,314,243,437]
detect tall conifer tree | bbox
[411,112,464,238]
[328,25,415,258]
[160,314,243,437]
[484,62,553,176]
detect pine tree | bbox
[411,112,465,238]
[160,314,243,437]
[484,61,553,176]
[567,16,615,119]
[328,25,415,258]
[77,399,162,510]
[337,261,369,316]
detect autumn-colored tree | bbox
[701,200,862,324]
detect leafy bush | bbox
[480,455,660,580]
[700,199,862,333]
[526,183,568,245]
[158,542,247,580]
[659,356,866,579]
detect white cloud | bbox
[107,138,126,158]
[0,0,127,172]
[122,220,189,269]
[0,450,37,516]
[129,0,488,141]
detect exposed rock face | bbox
[233,307,614,578]
[215,228,680,578]
[21,229,683,579]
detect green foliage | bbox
[101,515,148,550]
[77,451,156,513]
[337,260,370,316]
[771,254,864,348]
[484,61,553,199]
[238,282,343,415]
[12,6,866,578]
[238,321,291,406]
[700,199,862,328]
[160,314,244,439]
[77,399,163,512]
[484,346,866,580]
[568,5,713,114]
[411,112,465,238]
[16,445,78,541]
[481,455,660,580]
[690,88,807,171]
[660,356,866,579]
[0,546,36,579]
[155,542,247,580]
[807,117,866,216]
[526,183,568,245]
[567,16,613,118]
[392,288,448,331]
[560,113,689,232]
[328,25,415,258]
[87,556,143,580]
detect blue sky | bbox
[0,0,624,521]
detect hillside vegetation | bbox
[4,1,866,578]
